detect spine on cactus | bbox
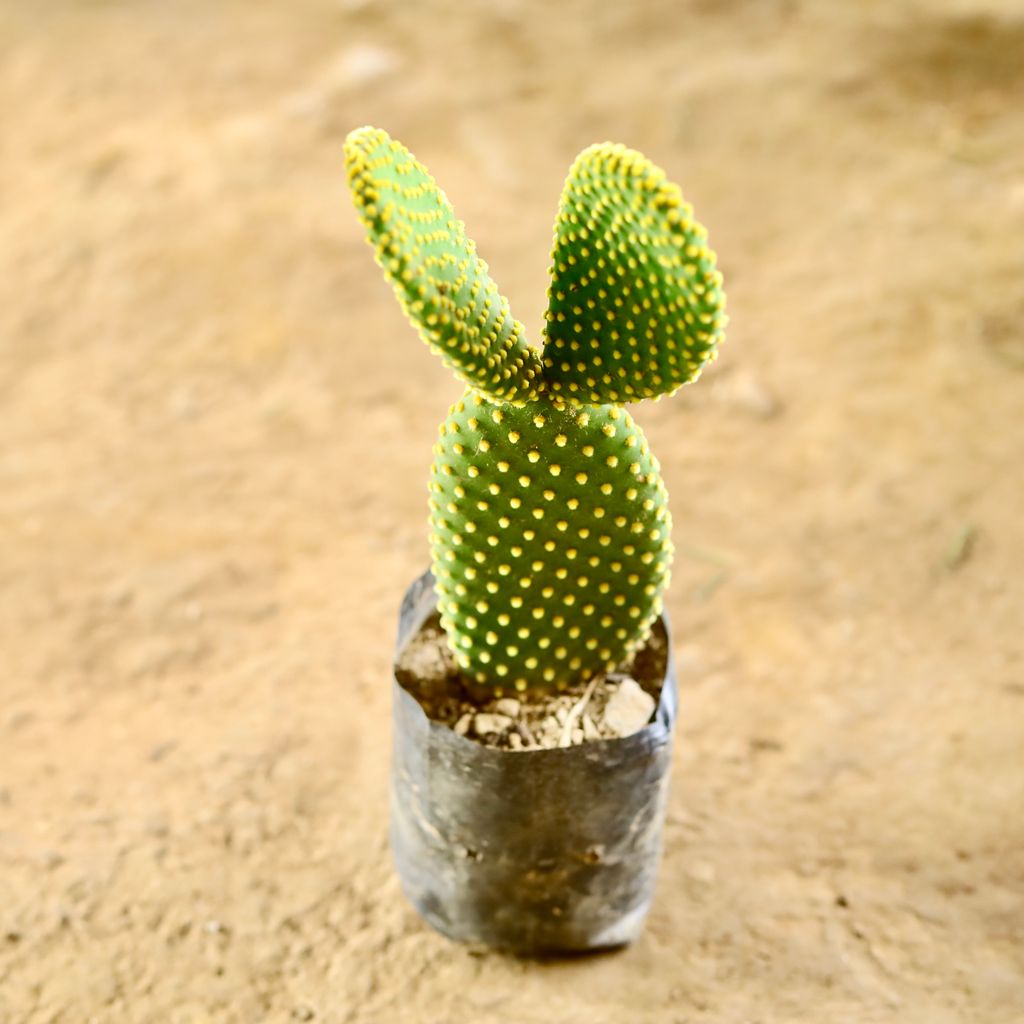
[344,126,726,692]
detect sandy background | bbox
[1,1,1022,1021]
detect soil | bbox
[394,612,668,748]
[2,1,1023,1022]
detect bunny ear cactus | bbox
[344,127,726,691]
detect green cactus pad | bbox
[542,143,726,403]
[428,391,672,689]
[344,127,544,402]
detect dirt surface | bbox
[2,1,1023,1021]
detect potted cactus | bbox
[343,127,725,954]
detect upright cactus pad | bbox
[344,128,543,402]
[543,144,726,403]
[344,127,726,692]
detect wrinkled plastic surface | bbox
[390,571,678,954]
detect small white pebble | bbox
[473,713,513,737]
[494,697,521,718]
[602,677,656,737]
[538,715,561,745]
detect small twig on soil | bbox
[693,568,729,602]
[559,678,599,748]
[517,720,538,748]
[675,542,733,567]
[944,523,977,572]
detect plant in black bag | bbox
[343,127,726,953]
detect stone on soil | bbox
[473,713,513,737]
[538,716,561,746]
[602,677,656,737]
[493,698,520,718]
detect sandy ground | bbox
[1,1,1022,1021]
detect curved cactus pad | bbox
[542,143,726,403]
[429,391,672,689]
[344,127,543,402]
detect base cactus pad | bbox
[344,126,725,691]
[429,391,671,689]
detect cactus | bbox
[344,127,725,691]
